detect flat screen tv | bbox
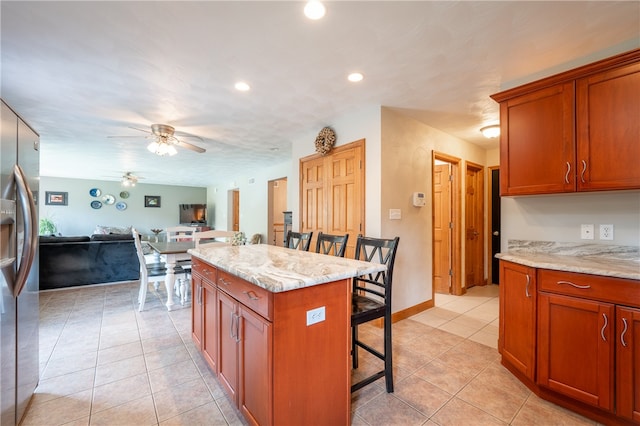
[179,204,207,225]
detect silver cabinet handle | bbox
[565,162,571,184]
[198,285,203,305]
[243,290,260,301]
[230,312,236,340]
[580,160,587,184]
[601,313,608,342]
[557,280,591,289]
[219,277,231,286]
[620,318,628,348]
[525,274,531,298]
[10,165,37,297]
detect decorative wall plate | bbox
[116,202,127,211]
[119,191,130,199]
[102,194,115,205]
[89,188,101,197]
[91,200,102,209]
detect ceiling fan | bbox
[110,123,207,156]
[120,172,139,187]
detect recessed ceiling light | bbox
[348,72,364,82]
[235,81,250,92]
[304,1,326,20]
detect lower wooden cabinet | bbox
[499,261,640,424]
[499,261,536,380]
[616,306,640,422]
[192,257,350,426]
[191,263,217,372]
[537,292,614,411]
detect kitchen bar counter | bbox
[189,243,386,292]
[496,240,639,281]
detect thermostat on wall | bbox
[413,192,426,207]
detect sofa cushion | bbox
[93,225,132,235]
[90,233,134,241]
[39,235,91,243]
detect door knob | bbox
[493,231,499,236]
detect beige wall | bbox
[380,108,488,313]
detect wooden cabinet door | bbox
[499,83,575,195]
[537,293,614,411]
[191,273,204,348]
[576,62,640,191]
[499,261,536,380]
[217,290,239,404]
[202,281,217,373]
[239,306,272,426]
[616,306,640,422]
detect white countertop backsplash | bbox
[496,240,640,281]
[189,244,386,293]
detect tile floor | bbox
[24,283,598,425]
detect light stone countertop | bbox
[496,240,640,281]
[189,244,386,293]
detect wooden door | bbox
[300,140,364,258]
[433,163,451,294]
[301,156,325,237]
[239,306,272,426]
[616,305,640,422]
[537,292,614,410]
[217,291,239,404]
[326,146,363,258]
[499,261,536,380]
[576,62,640,191]
[499,83,575,195]
[232,190,240,231]
[465,162,484,289]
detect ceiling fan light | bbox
[147,141,159,153]
[304,1,325,19]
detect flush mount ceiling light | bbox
[480,125,501,139]
[304,1,325,19]
[235,81,250,92]
[147,124,179,156]
[348,72,364,82]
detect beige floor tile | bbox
[21,389,93,426]
[147,358,203,394]
[392,375,452,417]
[97,340,143,365]
[511,394,598,426]
[355,392,428,425]
[431,397,507,426]
[144,344,192,371]
[34,368,96,404]
[469,329,499,349]
[89,394,157,426]
[413,358,476,395]
[438,320,478,338]
[152,378,214,422]
[91,373,151,414]
[41,351,98,380]
[159,401,229,425]
[94,354,147,387]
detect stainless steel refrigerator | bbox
[1,100,40,426]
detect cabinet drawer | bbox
[217,269,273,321]
[192,257,217,282]
[538,269,640,307]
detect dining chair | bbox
[165,226,196,300]
[193,229,236,248]
[132,228,184,311]
[285,230,313,251]
[314,232,348,257]
[351,235,400,393]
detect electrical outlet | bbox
[306,306,325,326]
[580,224,594,240]
[599,224,614,240]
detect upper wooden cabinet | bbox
[492,49,640,196]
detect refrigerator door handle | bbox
[12,165,37,297]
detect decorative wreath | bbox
[314,126,336,155]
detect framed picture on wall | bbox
[144,195,161,208]
[45,191,68,206]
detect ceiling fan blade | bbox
[129,126,152,134]
[176,140,206,153]
[107,135,144,138]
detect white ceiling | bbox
[2,1,638,187]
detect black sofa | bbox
[39,234,140,290]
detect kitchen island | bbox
[497,240,640,425]
[188,244,386,426]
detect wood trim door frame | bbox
[432,151,462,296]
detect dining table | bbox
[147,240,194,310]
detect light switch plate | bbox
[581,224,594,240]
[389,209,401,220]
